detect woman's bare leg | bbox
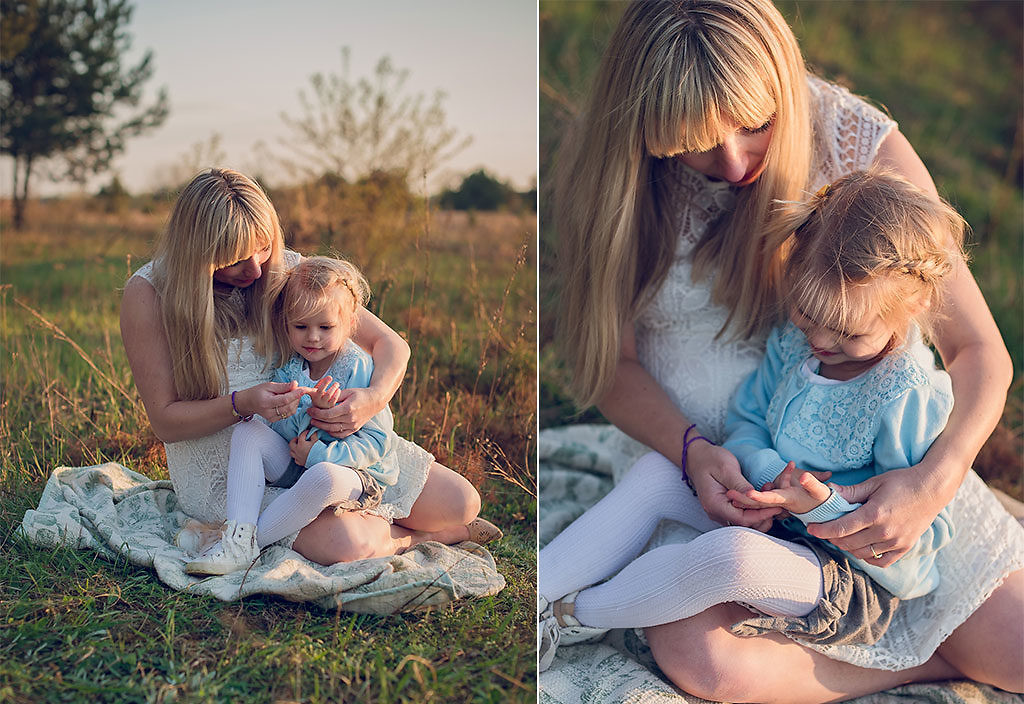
[395,462,481,532]
[646,603,960,704]
[936,569,1024,692]
[290,462,484,564]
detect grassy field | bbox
[0,196,537,702]
[539,0,1023,498]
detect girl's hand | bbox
[686,441,781,532]
[806,466,943,567]
[307,386,383,438]
[289,431,318,466]
[308,376,342,410]
[237,381,315,421]
[732,462,832,515]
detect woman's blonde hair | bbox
[270,256,370,365]
[152,168,285,400]
[555,0,811,408]
[779,169,966,342]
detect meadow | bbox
[539,0,1023,498]
[0,193,537,702]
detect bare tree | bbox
[279,49,470,185]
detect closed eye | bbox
[743,115,775,134]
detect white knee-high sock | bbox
[226,421,291,525]
[256,462,364,547]
[539,452,721,602]
[572,527,824,628]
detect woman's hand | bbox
[805,465,945,567]
[307,386,383,438]
[237,381,314,422]
[687,441,780,531]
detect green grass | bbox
[539,0,1022,497]
[0,199,537,702]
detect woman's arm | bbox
[307,307,410,437]
[120,276,311,443]
[597,320,778,529]
[807,130,1013,564]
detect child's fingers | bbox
[797,471,833,502]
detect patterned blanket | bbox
[20,463,505,613]
[538,425,1018,704]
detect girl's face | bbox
[677,116,774,186]
[287,305,351,367]
[789,304,903,380]
[213,243,273,288]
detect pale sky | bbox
[3,0,537,196]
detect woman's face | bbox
[677,117,774,186]
[213,243,273,288]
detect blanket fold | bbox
[21,463,505,613]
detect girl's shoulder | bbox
[864,345,953,407]
[328,341,373,386]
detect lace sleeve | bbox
[809,75,897,188]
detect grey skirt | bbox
[731,528,900,647]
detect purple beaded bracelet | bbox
[681,423,714,496]
[231,390,253,422]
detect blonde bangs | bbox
[210,200,278,270]
[644,14,777,157]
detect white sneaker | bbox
[538,591,608,672]
[184,520,259,575]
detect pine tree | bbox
[0,0,169,228]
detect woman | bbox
[121,168,494,565]
[539,1,1022,701]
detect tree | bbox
[279,49,470,185]
[0,0,169,228]
[276,49,469,261]
[439,169,511,211]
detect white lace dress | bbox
[542,76,1024,676]
[131,258,432,528]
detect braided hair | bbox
[774,168,967,342]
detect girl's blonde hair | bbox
[555,0,811,408]
[152,168,285,400]
[779,169,966,342]
[270,256,370,364]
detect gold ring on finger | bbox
[870,544,883,559]
[275,406,284,419]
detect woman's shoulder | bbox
[129,259,157,285]
[807,74,897,182]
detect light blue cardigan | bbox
[270,340,397,486]
[724,322,955,599]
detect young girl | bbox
[721,169,961,602]
[541,169,967,664]
[186,256,499,575]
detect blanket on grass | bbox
[538,424,1019,704]
[20,463,505,613]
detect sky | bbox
[1,0,538,197]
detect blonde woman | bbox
[121,168,485,566]
[539,0,1022,701]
